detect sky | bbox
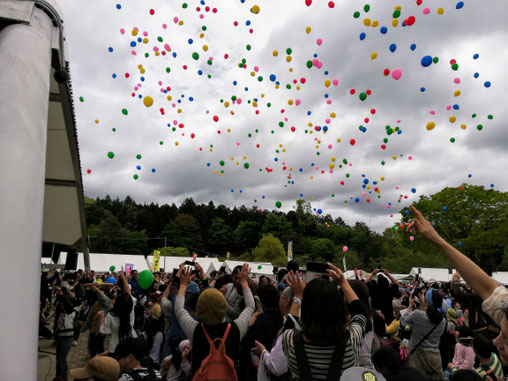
[58,0,508,232]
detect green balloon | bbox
[286,48,292,55]
[133,174,139,180]
[258,265,262,270]
[451,63,459,71]
[107,151,115,159]
[219,160,225,166]
[306,60,313,68]
[477,124,483,131]
[359,92,367,101]
[353,11,360,18]
[364,4,370,12]
[244,163,250,169]
[109,265,115,272]
[79,96,84,102]
[432,57,439,64]
[393,9,401,18]
[450,137,456,143]
[192,52,199,60]
[136,154,142,159]
[275,201,282,208]
[122,108,128,115]
[138,270,154,290]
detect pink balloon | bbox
[446,105,452,110]
[236,142,240,146]
[325,118,331,123]
[332,78,339,86]
[430,110,435,115]
[343,246,348,252]
[237,98,242,104]
[164,44,171,51]
[174,17,179,23]
[120,28,125,34]
[131,50,137,55]
[328,144,332,149]
[423,8,430,14]
[253,66,259,72]
[391,68,402,80]
[295,99,301,106]
[162,24,167,29]
[408,155,413,160]
[326,99,332,104]
[158,81,162,86]
[316,38,323,46]
[454,77,461,84]
[143,31,148,37]
[316,62,323,69]
[312,58,319,66]
[200,14,204,19]
[410,236,415,241]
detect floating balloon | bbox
[138,270,154,289]
[106,276,116,285]
[143,96,153,107]
[109,265,115,272]
[391,68,402,80]
[421,55,433,67]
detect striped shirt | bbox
[282,306,367,380]
[476,353,504,380]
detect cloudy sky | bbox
[58,0,508,232]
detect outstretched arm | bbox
[406,206,497,300]
[119,267,131,296]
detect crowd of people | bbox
[39,207,508,381]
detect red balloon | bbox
[213,115,219,122]
[305,0,312,6]
[450,59,456,65]
[328,1,335,8]
[350,139,356,145]
[416,0,422,5]
[350,89,356,95]
[405,16,415,26]
[370,108,376,114]
[383,68,390,76]
[366,90,372,95]
[87,169,91,174]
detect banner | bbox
[152,250,160,272]
[125,264,134,275]
[287,241,293,262]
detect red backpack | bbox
[192,323,238,381]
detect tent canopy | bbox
[409,267,457,282]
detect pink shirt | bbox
[452,343,475,370]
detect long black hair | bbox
[109,292,133,341]
[300,278,348,345]
[348,280,373,332]
[143,318,159,353]
[169,337,185,370]
[425,289,444,325]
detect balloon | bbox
[421,55,433,67]
[275,201,282,208]
[96,278,103,284]
[257,265,262,269]
[389,43,396,53]
[426,121,436,131]
[107,151,115,159]
[251,5,260,14]
[106,276,116,285]
[391,68,402,80]
[343,246,348,252]
[109,265,115,272]
[143,96,153,107]
[138,270,154,290]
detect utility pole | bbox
[164,236,167,271]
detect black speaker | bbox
[65,250,78,271]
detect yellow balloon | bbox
[306,26,311,34]
[203,45,208,51]
[143,96,154,107]
[324,79,331,87]
[272,50,278,57]
[329,163,335,169]
[251,5,260,14]
[461,124,467,130]
[132,29,138,36]
[371,52,378,60]
[437,7,444,15]
[426,121,436,131]
[392,19,399,27]
[454,90,461,97]
[96,278,103,284]
[372,20,379,27]
[449,116,456,123]
[286,56,292,63]
[363,18,371,27]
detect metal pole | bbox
[0,6,54,380]
[164,237,167,271]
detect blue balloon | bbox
[490,184,494,188]
[151,168,156,173]
[300,194,303,197]
[443,206,448,211]
[421,55,433,67]
[130,41,137,47]
[106,277,116,285]
[456,1,464,9]
[136,165,141,170]
[112,73,117,78]
[274,158,278,162]
[355,198,360,203]
[410,43,416,51]
[468,174,472,178]
[269,74,276,82]
[411,188,416,193]
[405,210,409,215]
[198,70,203,75]
[484,81,491,88]
[420,87,425,92]
[359,32,366,41]
[188,38,193,44]
[313,53,318,58]
[323,126,328,131]
[108,47,113,52]
[317,209,322,215]
[299,168,303,172]
[246,20,251,26]
[453,104,459,110]
[473,72,479,78]
[389,43,397,53]
[324,71,329,75]
[363,179,369,184]
[361,127,367,132]
[473,53,479,59]
[458,241,462,246]
[116,4,121,9]
[380,26,387,34]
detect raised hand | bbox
[180,266,193,287]
[327,263,346,287]
[406,206,443,244]
[287,270,305,299]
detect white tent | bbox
[409,267,457,282]
[491,272,508,285]
[222,260,274,279]
[146,256,222,275]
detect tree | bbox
[262,214,296,244]
[233,221,261,251]
[310,238,337,262]
[207,217,233,255]
[252,234,287,266]
[163,214,204,252]
[159,246,189,257]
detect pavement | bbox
[38,330,106,381]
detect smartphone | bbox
[184,261,196,267]
[172,268,179,277]
[305,262,330,283]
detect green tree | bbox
[311,238,337,262]
[159,246,189,257]
[262,214,296,244]
[207,217,233,255]
[252,234,287,266]
[233,221,260,251]
[163,214,204,251]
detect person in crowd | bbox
[99,269,137,353]
[70,355,120,381]
[239,283,284,379]
[447,326,475,378]
[451,369,485,381]
[224,265,245,321]
[372,346,427,381]
[282,263,367,379]
[400,286,447,380]
[406,206,508,366]
[160,337,191,381]
[81,284,112,357]
[142,318,164,369]
[366,269,402,325]
[472,334,504,380]
[128,270,143,299]
[114,337,163,380]
[175,263,254,377]
[54,285,78,381]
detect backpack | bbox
[192,324,238,381]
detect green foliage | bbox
[252,234,287,266]
[84,184,507,274]
[158,246,189,257]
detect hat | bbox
[196,288,227,325]
[340,367,386,381]
[448,308,457,320]
[70,356,120,381]
[186,281,201,295]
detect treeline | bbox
[84,184,508,274]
